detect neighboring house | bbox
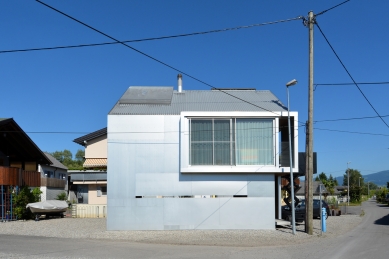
[107,77,299,230]
[38,152,68,201]
[0,118,51,221]
[70,128,107,205]
[296,181,329,200]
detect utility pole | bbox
[305,10,314,235]
[368,182,370,198]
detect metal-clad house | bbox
[107,81,298,230]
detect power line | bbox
[1,17,303,54]
[315,0,351,17]
[315,21,389,129]
[314,127,389,137]
[36,0,300,116]
[314,114,389,123]
[315,82,389,86]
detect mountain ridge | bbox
[335,170,389,187]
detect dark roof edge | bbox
[0,118,51,165]
[73,127,107,146]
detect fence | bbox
[71,204,106,218]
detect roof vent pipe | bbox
[177,74,182,93]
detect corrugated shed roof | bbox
[43,152,68,170]
[73,127,107,146]
[109,87,287,115]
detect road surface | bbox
[0,200,387,259]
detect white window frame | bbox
[180,111,298,173]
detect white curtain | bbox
[236,119,273,165]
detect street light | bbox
[286,79,298,235]
[347,162,351,206]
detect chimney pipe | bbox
[177,74,182,93]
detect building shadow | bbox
[374,214,389,225]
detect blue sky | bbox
[1,0,388,178]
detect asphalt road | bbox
[0,200,388,259]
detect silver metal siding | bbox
[107,114,276,230]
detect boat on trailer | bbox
[26,200,68,221]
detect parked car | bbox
[282,199,330,222]
[385,194,389,203]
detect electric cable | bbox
[315,82,389,86]
[1,16,303,54]
[36,0,301,116]
[315,0,351,17]
[314,114,389,123]
[314,127,389,137]
[315,21,389,129]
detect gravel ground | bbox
[0,214,362,247]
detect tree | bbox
[342,169,363,188]
[315,172,337,196]
[343,169,364,202]
[75,149,85,162]
[51,150,73,164]
[49,149,84,170]
[328,174,338,186]
[315,172,328,182]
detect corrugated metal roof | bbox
[109,87,287,115]
[119,86,173,104]
[73,128,107,146]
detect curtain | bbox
[236,119,273,165]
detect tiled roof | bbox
[73,128,107,146]
[43,152,68,170]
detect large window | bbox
[190,118,274,166]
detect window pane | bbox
[236,119,273,165]
[214,143,230,165]
[191,120,212,141]
[191,143,213,165]
[214,120,231,165]
[191,120,213,165]
[214,120,230,141]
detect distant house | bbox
[70,128,107,205]
[38,152,68,201]
[296,181,329,200]
[0,118,51,220]
[107,78,299,230]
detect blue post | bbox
[10,192,13,221]
[1,185,3,222]
[322,208,327,232]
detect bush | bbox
[56,192,67,201]
[375,188,388,203]
[13,186,41,220]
